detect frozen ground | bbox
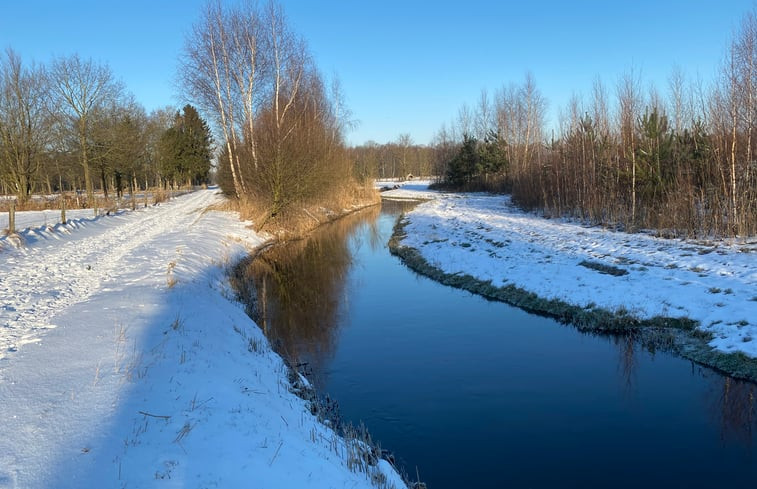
[376,179,437,200]
[393,186,757,357]
[0,189,404,488]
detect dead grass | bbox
[236,182,380,239]
[166,261,178,288]
[579,260,629,276]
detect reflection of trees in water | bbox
[611,332,757,446]
[712,376,756,446]
[354,199,419,254]
[379,198,422,216]
[615,333,637,392]
[233,205,381,374]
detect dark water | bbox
[235,201,757,488]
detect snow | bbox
[376,179,437,200]
[0,207,97,235]
[0,189,405,488]
[394,186,757,357]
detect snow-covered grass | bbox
[391,185,757,361]
[0,189,405,488]
[1,207,99,237]
[376,179,437,200]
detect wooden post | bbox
[8,201,15,234]
[61,195,67,225]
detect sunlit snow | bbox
[392,182,757,357]
[0,189,405,488]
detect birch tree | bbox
[180,1,246,198]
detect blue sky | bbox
[1,0,754,145]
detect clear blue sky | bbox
[1,0,754,145]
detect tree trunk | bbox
[81,132,93,204]
[8,201,15,233]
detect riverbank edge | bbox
[226,199,415,488]
[388,213,757,383]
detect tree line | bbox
[180,0,361,230]
[349,134,436,181]
[433,11,757,238]
[0,49,211,208]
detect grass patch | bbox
[170,313,184,332]
[484,238,507,248]
[578,260,629,277]
[708,287,722,294]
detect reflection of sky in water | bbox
[237,200,757,489]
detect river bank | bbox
[0,188,404,488]
[387,184,757,382]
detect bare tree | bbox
[329,75,357,144]
[397,133,413,177]
[181,0,361,229]
[0,49,50,203]
[456,103,474,138]
[180,0,246,198]
[730,11,757,233]
[617,69,643,225]
[475,89,494,141]
[48,54,123,203]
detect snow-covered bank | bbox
[376,179,437,201]
[0,189,404,488]
[390,187,757,371]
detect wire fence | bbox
[1,189,193,234]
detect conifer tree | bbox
[157,105,212,187]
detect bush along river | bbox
[232,199,757,489]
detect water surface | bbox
[235,201,757,488]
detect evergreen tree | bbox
[478,129,508,177]
[637,107,674,201]
[446,134,480,187]
[157,104,212,187]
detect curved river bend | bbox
[234,200,757,489]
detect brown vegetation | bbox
[180,0,363,233]
[0,47,208,207]
[432,12,757,238]
[350,134,436,181]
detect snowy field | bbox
[0,189,404,488]
[376,179,437,200]
[395,186,757,357]
[0,208,97,234]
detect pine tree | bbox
[446,135,480,187]
[157,105,212,187]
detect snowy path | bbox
[396,189,757,357]
[0,189,404,488]
[0,191,216,357]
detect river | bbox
[233,200,757,488]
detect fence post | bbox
[61,195,67,225]
[8,201,15,234]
